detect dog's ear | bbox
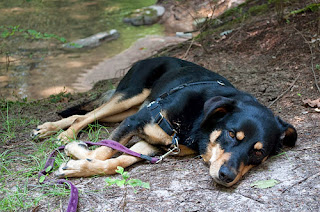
[276,117,297,147]
[201,96,236,127]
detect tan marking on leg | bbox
[254,142,263,150]
[57,89,150,143]
[33,115,82,138]
[143,124,172,145]
[65,133,134,160]
[177,145,196,156]
[201,130,222,162]
[56,141,159,177]
[100,107,139,123]
[236,131,245,141]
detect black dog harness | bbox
[146,80,225,161]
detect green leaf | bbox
[250,179,279,189]
[116,179,126,187]
[141,182,150,189]
[115,166,124,175]
[122,171,130,180]
[105,177,118,186]
[39,175,46,183]
[127,179,142,187]
[59,37,66,43]
[45,165,52,173]
[1,30,10,38]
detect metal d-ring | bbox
[156,138,180,163]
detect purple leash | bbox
[84,140,160,164]
[38,146,78,212]
[38,140,160,212]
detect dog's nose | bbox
[219,165,236,183]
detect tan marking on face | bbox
[286,127,295,136]
[221,162,254,187]
[201,130,222,163]
[236,131,245,141]
[143,124,172,145]
[214,107,227,114]
[254,142,263,150]
[208,150,231,181]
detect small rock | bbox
[62,29,119,49]
[220,29,233,36]
[193,18,207,28]
[123,5,165,26]
[176,32,192,39]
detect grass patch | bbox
[0,96,114,210]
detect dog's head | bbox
[199,96,297,187]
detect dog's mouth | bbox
[210,163,254,187]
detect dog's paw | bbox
[32,122,59,139]
[64,141,90,159]
[54,159,99,178]
[56,130,76,144]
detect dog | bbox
[33,57,297,187]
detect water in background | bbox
[0,0,163,100]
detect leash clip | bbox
[156,134,180,163]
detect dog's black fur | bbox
[37,57,297,187]
[112,57,297,185]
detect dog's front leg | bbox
[55,141,159,178]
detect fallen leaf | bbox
[250,179,279,189]
[303,98,320,108]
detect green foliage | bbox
[0,25,66,42]
[86,122,110,143]
[250,179,279,189]
[105,166,150,192]
[289,3,320,15]
[48,91,71,103]
[248,4,268,16]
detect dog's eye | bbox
[229,131,235,138]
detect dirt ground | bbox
[1,0,319,211]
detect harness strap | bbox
[147,100,176,137]
[146,81,225,148]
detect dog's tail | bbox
[58,89,116,118]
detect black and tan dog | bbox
[33,57,297,187]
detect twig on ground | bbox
[281,172,320,193]
[268,73,300,108]
[182,38,195,59]
[235,192,266,204]
[293,27,320,93]
[292,145,320,152]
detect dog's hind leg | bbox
[33,88,150,143]
[55,140,159,178]
[63,109,148,160]
[56,89,150,143]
